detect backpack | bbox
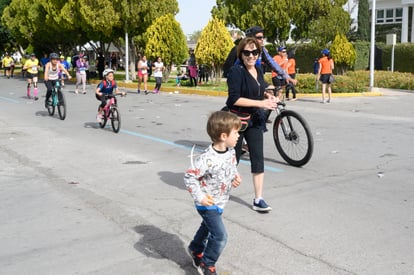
[101,79,115,89]
[71,55,79,68]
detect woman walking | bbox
[75,54,88,94]
[318,49,334,103]
[152,56,164,94]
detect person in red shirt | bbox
[318,48,334,103]
[271,46,289,88]
[285,51,298,101]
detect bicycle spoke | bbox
[273,110,313,167]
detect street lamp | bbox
[124,0,130,82]
[125,32,129,81]
[369,0,376,90]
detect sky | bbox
[175,0,216,35]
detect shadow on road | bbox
[84,121,101,129]
[133,225,194,275]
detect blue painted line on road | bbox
[0,96,19,104]
[120,129,283,173]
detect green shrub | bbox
[286,42,414,74]
[265,70,413,93]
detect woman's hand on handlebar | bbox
[263,97,278,110]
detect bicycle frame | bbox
[51,80,61,106]
[98,94,121,133]
[102,96,117,120]
[47,80,66,120]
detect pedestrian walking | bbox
[185,110,242,275]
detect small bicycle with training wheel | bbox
[46,80,66,120]
[267,87,313,167]
[98,94,124,133]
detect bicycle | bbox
[98,94,124,133]
[46,80,66,120]
[267,87,314,167]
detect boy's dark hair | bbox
[207,111,241,143]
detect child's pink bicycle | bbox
[98,94,125,133]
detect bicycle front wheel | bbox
[110,107,121,133]
[47,97,55,116]
[273,110,313,167]
[57,90,66,120]
[99,109,107,128]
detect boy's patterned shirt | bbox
[184,144,238,211]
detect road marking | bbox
[0,96,19,104]
[120,129,283,173]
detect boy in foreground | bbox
[184,111,242,275]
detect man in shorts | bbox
[23,53,40,100]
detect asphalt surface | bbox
[0,75,413,275]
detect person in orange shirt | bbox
[318,48,334,103]
[285,51,297,101]
[271,46,289,88]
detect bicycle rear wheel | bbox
[110,107,121,133]
[273,110,313,167]
[57,90,66,120]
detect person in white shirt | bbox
[152,56,164,94]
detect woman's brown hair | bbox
[237,37,262,60]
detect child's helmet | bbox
[103,68,114,77]
[49,53,59,59]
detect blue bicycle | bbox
[46,80,66,120]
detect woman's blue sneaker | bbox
[252,199,272,212]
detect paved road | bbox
[1,76,413,275]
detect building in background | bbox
[349,0,414,43]
[370,0,414,43]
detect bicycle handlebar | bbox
[277,101,286,107]
[104,93,126,99]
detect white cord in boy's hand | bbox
[232,174,242,187]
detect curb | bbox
[105,79,385,98]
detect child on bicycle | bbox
[44,53,72,108]
[95,68,125,122]
[184,110,242,275]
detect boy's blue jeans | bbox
[189,209,228,267]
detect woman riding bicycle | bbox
[95,68,125,122]
[44,53,72,108]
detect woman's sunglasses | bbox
[242,49,259,57]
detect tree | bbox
[195,18,234,83]
[188,31,202,44]
[144,13,188,79]
[356,0,369,41]
[330,33,356,74]
[212,0,291,44]
[307,6,352,48]
[0,0,13,53]
[212,0,349,45]
[128,0,178,50]
[1,0,179,58]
